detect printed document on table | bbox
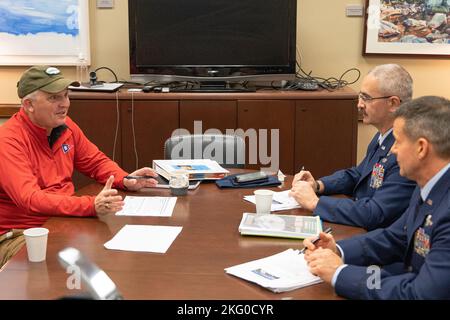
[104,225,183,253]
[153,159,229,180]
[238,213,322,239]
[116,196,177,217]
[225,249,322,293]
[244,190,301,211]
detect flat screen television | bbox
[128,0,297,89]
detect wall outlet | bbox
[346,4,364,17]
[97,0,114,9]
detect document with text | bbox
[116,196,177,217]
[244,190,301,211]
[153,159,229,180]
[238,213,322,239]
[104,225,183,253]
[225,249,322,293]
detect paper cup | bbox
[169,170,189,196]
[23,228,49,262]
[254,189,274,214]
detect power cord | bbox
[92,66,119,83]
[257,46,361,92]
[295,63,361,91]
[255,67,361,92]
[112,91,120,162]
[130,92,139,170]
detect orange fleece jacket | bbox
[0,108,128,234]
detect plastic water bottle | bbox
[76,53,89,85]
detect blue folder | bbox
[215,173,281,188]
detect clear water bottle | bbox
[76,53,89,85]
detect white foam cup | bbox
[253,189,274,214]
[23,227,49,262]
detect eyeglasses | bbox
[358,92,400,103]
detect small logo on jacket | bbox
[62,144,71,154]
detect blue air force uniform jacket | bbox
[335,168,450,299]
[316,132,416,230]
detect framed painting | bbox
[0,0,90,65]
[363,0,450,57]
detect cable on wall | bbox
[112,91,120,162]
[130,92,139,170]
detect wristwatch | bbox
[315,180,321,194]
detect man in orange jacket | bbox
[0,66,158,268]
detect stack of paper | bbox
[153,159,229,180]
[116,196,177,217]
[238,213,322,239]
[104,225,182,253]
[142,175,201,190]
[244,190,301,211]
[225,249,323,293]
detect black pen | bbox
[299,227,332,254]
[124,175,155,180]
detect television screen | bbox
[129,0,297,84]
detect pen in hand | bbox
[299,227,333,254]
[124,175,155,180]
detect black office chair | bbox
[164,134,245,168]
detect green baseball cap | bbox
[17,66,80,98]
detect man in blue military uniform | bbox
[303,96,450,299]
[290,64,416,230]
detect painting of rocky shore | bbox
[378,0,449,44]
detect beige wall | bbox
[1,0,449,161]
[298,0,450,162]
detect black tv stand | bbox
[171,81,255,93]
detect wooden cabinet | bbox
[120,100,179,172]
[68,99,123,188]
[237,100,295,174]
[180,100,237,132]
[295,99,358,178]
[68,88,357,189]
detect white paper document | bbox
[153,159,229,180]
[116,196,177,217]
[244,190,301,211]
[225,249,323,293]
[104,225,183,253]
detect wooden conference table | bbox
[0,173,365,300]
